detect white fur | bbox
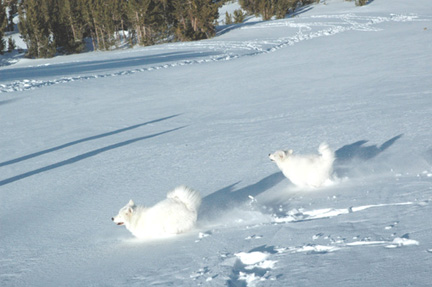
[269,142,335,188]
[112,185,201,239]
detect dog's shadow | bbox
[334,134,403,176]
[199,172,285,222]
[199,135,403,222]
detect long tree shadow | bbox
[0,51,219,82]
[0,99,18,106]
[0,126,185,186]
[334,134,403,176]
[199,172,285,222]
[0,114,180,168]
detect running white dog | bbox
[269,142,335,188]
[112,185,201,239]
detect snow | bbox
[1,0,432,286]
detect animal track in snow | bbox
[0,13,424,94]
[277,244,341,255]
[245,234,263,240]
[228,246,279,287]
[194,231,212,243]
[272,201,418,223]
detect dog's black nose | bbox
[111,217,114,221]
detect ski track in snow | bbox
[0,13,426,94]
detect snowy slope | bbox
[1,0,432,286]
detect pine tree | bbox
[355,0,368,6]
[18,0,56,58]
[7,36,16,52]
[275,0,297,19]
[225,11,233,25]
[7,0,18,32]
[240,0,302,21]
[156,0,176,40]
[79,0,98,51]
[233,9,246,23]
[239,0,260,16]
[79,0,116,51]
[258,0,276,21]
[0,1,7,54]
[89,0,109,50]
[111,0,129,45]
[127,0,165,46]
[173,0,218,41]
[52,0,85,54]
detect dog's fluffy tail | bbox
[167,185,202,212]
[318,142,335,162]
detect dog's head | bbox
[112,200,135,226]
[269,150,293,162]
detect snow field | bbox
[1,0,432,286]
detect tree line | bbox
[2,0,367,58]
[239,0,318,21]
[2,0,220,58]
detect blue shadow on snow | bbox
[334,134,403,177]
[0,126,185,187]
[199,172,285,221]
[335,134,403,163]
[0,51,219,82]
[0,114,180,168]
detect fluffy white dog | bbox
[112,185,201,239]
[269,142,335,188]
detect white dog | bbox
[269,142,335,188]
[112,185,201,239]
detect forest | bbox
[1,0,322,58]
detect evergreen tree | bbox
[356,0,368,6]
[233,9,246,23]
[275,0,297,19]
[225,11,233,25]
[52,0,85,54]
[111,0,129,45]
[156,0,176,40]
[6,0,18,32]
[18,0,56,58]
[173,0,218,41]
[88,0,110,50]
[7,36,16,52]
[79,0,117,51]
[127,0,165,46]
[259,0,276,21]
[240,0,307,21]
[0,1,7,54]
[78,0,98,50]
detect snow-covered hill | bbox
[1,1,432,286]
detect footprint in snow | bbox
[195,231,212,242]
[227,246,278,287]
[385,221,399,230]
[245,234,263,240]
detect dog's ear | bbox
[276,151,286,160]
[287,149,293,155]
[128,199,135,206]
